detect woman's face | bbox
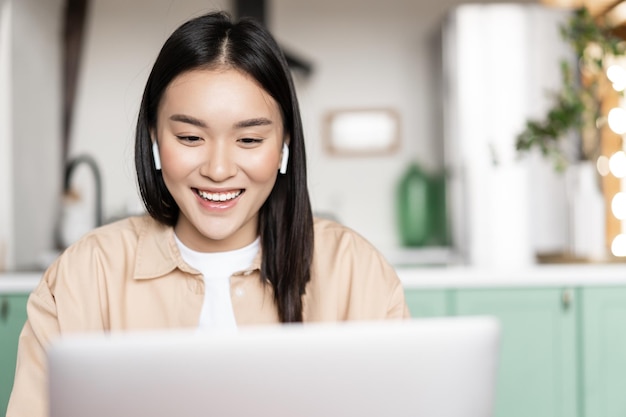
[154,68,285,252]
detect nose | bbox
[199,141,237,182]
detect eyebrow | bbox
[169,114,207,128]
[234,117,273,129]
[169,114,273,130]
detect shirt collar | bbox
[242,249,262,276]
[133,215,262,280]
[133,216,195,279]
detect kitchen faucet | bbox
[63,154,103,227]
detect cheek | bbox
[159,150,199,201]
[243,151,281,184]
[159,144,198,178]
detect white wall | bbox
[10,0,63,269]
[271,0,432,253]
[0,0,13,271]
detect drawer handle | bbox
[0,298,8,322]
[562,289,573,310]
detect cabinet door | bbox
[454,288,578,417]
[0,294,29,417]
[580,287,626,417]
[404,289,450,318]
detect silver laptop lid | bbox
[48,317,500,417]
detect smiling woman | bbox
[7,11,410,417]
[154,69,284,253]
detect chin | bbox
[199,226,243,244]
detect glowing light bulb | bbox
[612,192,626,220]
[607,65,626,83]
[597,155,610,176]
[611,234,626,257]
[607,65,626,91]
[613,83,626,92]
[608,108,626,134]
[609,151,626,178]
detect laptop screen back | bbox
[48,317,500,417]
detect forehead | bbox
[158,68,282,123]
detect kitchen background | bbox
[0,0,624,271]
[3,3,626,416]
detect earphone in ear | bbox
[152,141,162,170]
[279,143,289,174]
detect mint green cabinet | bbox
[579,287,626,417]
[405,284,626,417]
[404,289,451,317]
[453,288,579,417]
[0,294,29,417]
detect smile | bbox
[194,188,243,202]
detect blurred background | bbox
[1,0,626,271]
[3,2,626,416]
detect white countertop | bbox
[1,263,625,294]
[0,272,41,293]
[397,263,626,288]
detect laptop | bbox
[48,317,501,417]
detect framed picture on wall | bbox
[323,108,400,156]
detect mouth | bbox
[193,188,243,202]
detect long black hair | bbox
[135,11,314,322]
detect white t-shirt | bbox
[174,235,260,331]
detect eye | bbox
[176,135,202,143]
[238,138,264,145]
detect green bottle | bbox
[396,163,430,247]
[396,163,450,248]
[427,171,449,246]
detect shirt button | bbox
[235,287,245,297]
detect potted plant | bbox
[516,7,626,170]
[516,7,626,260]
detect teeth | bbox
[197,190,242,202]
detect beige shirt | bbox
[7,215,409,417]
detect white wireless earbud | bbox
[152,141,162,170]
[279,143,289,174]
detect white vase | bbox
[567,161,607,261]
[58,191,95,249]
